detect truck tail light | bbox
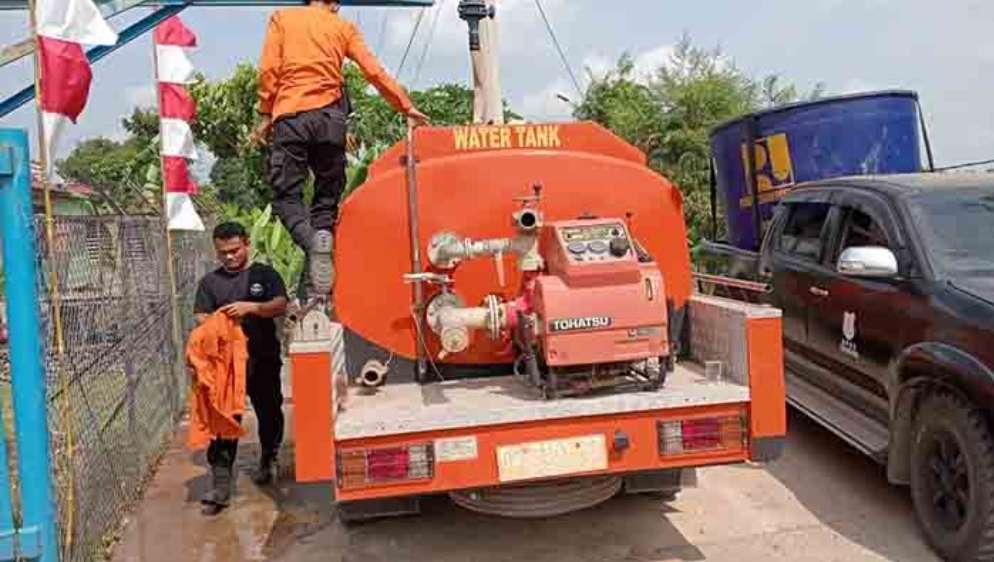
[337,443,434,490]
[658,415,746,456]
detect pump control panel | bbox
[540,218,642,285]
[558,222,632,262]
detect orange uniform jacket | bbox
[258,6,414,120]
[186,313,249,450]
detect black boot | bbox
[201,465,233,516]
[252,454,276,486]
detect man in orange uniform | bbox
[253,0,429,301]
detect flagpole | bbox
[28,3,74,560]
[152,36,186,418]
[27,0,65,357]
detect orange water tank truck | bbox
[288,121,786,520]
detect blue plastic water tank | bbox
[709,90,926,250]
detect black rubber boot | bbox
[201,465,233,516]
[252,454,276,486]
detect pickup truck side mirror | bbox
[837,246,899,278]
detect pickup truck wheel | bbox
[911,392,994,561]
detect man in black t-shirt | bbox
[193,222,288,516]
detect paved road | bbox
[111,409,938,562]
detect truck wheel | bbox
[911,392,994,561]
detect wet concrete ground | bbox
[110,408,938,562]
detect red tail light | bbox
[337,443,434,490]
[658,415,746,456]
[367,447,410,481]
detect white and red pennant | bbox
[34,4,202,229]
[154,16,204,231]
[34,0,117,179]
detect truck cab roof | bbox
[791,172,994,200]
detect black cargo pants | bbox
[267,96,349,254]
[205,356,284,502]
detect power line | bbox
[414,0,447,86]
[533,0,582,96]
[396,8,428,79]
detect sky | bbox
[1,0,993,167]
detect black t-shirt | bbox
[193,263,287,359]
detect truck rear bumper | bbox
[331,398,752,502]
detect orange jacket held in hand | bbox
[258,6,414,119]
[186,313,248,450]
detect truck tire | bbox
[911,392,994,561]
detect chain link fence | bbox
[0,215,214,561]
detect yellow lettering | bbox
[536,126,549,147]
[468,128,482,150]
[515,126,527,147]
[548,126,561,147]
[457,125,565,151]
[488,127,502,148]
[454,127,471,150]
[525,126,538,148]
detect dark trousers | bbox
[206,356,284,501]
[268,98,349,254]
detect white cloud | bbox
[124,84,157,108]
[519,42,678,121]
[579,44,676,84]
[580,53,613,81]
[838,78,886,95]
[518,77,574,121]
[382,0,576,65]
[632,44,675,80]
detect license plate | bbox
[496,434,607,483]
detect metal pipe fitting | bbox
[428,231,512,269]
[426,292,507,356]
[458,0,495,51]
[358,359,390,388]
[513,208,541,232]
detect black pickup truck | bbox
[703,173,994,561]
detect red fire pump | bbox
[408,186,671,398]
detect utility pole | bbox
[459,0,503,125]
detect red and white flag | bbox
[154,16,203,231]
[34,0,117,179]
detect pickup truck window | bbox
[838,209,891,253]
[910,187,994,275]
[776,202,831,262]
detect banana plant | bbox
[246,205,305,297]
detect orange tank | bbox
[335,121,692,366]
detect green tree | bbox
[56,108,162,214]
[575,36,820,248]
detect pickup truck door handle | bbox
[809,286,830,297]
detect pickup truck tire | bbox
[911,391,994,561]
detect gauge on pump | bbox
[587,240,609,254]
[567,242,587,255]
